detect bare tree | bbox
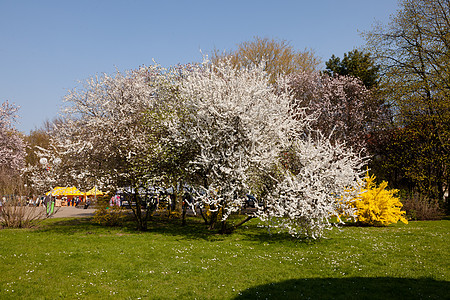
[212,36,321,84]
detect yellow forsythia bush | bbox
[353,172,408,226]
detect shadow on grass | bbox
[32,215,380,245]
[34,215,228,241]
[34,214,336,244]
[239,228,319,245]
[142,216,229,241]
[234,277,450,300]
[142,215,319,243]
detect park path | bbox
[50,206,96,218]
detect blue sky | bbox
[0,0,400,133]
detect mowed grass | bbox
[0,215,449,299]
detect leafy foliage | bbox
[93,198,127,227]
[324,49,380,89]
[367,117,450,207]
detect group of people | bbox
[66,197,82,207]
[27,197,44,207]
[0,195,93,214]
[0,195,51,212]
[109,195,122,207]
[64,196,92,209]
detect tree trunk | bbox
[130,190,148,231]
[181,200,187,226]
[199,208,209,225]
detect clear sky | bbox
[0,0,400,133]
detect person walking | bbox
[84,198,91,209]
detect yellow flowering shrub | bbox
[353,173,408,226]
[94,197,126,227]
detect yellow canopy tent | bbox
[46,186,84,196]
[85,187,105,196]
[63,187,84,196]
[45,186,65,196]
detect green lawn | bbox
[0,216,449,299]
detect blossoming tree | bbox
[288,71,387,153]
[49,66,184,230]
[0,101,26,194]
[177,59,364,237]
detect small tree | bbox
[325,49,380,89]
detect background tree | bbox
[288,71,387,153]
[212,36,321,83]
[21,119,61,196]
[367,118,450,204]
[22,128,50,196]
[24,129,51,167]
[324,49,380,89]
[364,0,450,205]
[324,49,392,180]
